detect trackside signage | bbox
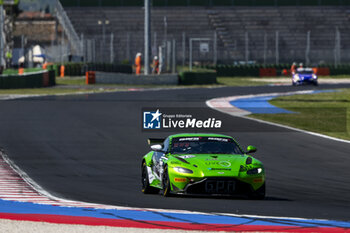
[142,108,222,132]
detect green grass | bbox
[56,77,86,85]
[249,89,350,140]
[217,77,271,86]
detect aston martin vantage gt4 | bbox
[141,133,265,199]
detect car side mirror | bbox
[151,144,163,152]
[246,145,257,154]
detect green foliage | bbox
[121,59,130,65]
[328,65,350,75]
[203,64,261,77]
[47,62,133,77]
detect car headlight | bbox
[294,74,300,80]
[312,74,317,79]
[173,167,193,174]
[247,168,263,175]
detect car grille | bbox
[185,177,252,195]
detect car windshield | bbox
[170,137,243,155]
[296,68,313,74]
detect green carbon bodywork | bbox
[142,133,265,194]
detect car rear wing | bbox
[147,138,164,145]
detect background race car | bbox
[141,133,265,199]
[292,68,318,86]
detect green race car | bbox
[141,133,265,199]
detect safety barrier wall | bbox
[60,0,350,7]
[94,72,179,85]
[0,70,55,89]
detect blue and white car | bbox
[292,68,318,86]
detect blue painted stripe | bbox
[230,95,293,114]
[230,90,337,114]
[0,199,349,228]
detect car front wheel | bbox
[249,183,265,200]
[141,161,158,194]
[162,166,171,197]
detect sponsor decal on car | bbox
[147,166,156,183]
[208,137,230,142]
[219,161,231,167]
[179,155,196,159]
[174,178,187,182]
[205,161,231,167]
[208,168,231,171]
[253,178,264,183]
[179,137,199,141]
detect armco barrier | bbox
[0,70,56,89]
[94,72,178,85]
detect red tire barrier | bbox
[259,68,277,77]
[86,71,96,84]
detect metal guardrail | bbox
[55,0,82,56]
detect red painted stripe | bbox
[0,213,348,232]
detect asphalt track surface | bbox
[0,84,350,221]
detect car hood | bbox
[170,154,249,176]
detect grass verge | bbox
[249,89,350,140]
[217,77,272,86]
[56,77,86,85]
